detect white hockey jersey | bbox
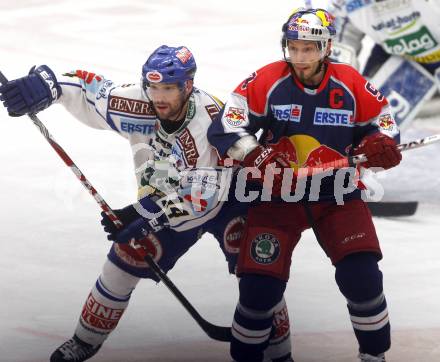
[56,70,227,231]
[330,0,440,65]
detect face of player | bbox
[287,40,327,86]
[147,81,192,121]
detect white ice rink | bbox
[1,1,439,361]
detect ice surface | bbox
[0,1,439,361]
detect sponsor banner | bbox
[120,119,155,134]
[372,56,437,128]
[176,128,199,167]
[81,293,124,331]
[313,107,353,127]
[271,104,302,122]
[205,104,220,121]
[109,95,155,116]
[372,11,420,32]
[383,26,438,57]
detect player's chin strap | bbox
[0,70,232,343]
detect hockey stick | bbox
[295,134,440,176]
[366,201,418,217]
[0,71,231,342]
[294,135,440,216]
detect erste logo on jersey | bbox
[271,104,302,122]
[225,107,246,127]
[313,107,353,127]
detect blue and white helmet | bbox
[142,45,197,89]
[282,8,336,57]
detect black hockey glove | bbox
[0,65,61,116]
[101,197,168,243]
[100,204,140,241]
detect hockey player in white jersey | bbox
[329,0,440,129]
[0,45,292,362]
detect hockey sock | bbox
[231,274,287,362]
[335,253,390,356]
[264,297,292,362]
[74,260,140,346]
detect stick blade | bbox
[367,201,419,217]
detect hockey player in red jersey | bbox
[208,8,402,362]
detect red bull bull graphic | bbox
[232,135,375,204]
[225,107,246,127]
[378,114,396,131]
[282,135,345,170]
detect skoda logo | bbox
[250,233,280,264]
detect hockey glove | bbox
[101,204,140,241]
[243,144,291,197]
[101,206,152,244]
[0,65,61,116]
[101,197,167,243]
[353,133,402,170]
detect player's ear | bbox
[184,79,194,95]
[326,39,333,57]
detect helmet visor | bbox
[286,40,328,64]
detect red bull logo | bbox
[378,114,395,131]
[270,137,298,165]
[288,24,310,32]
[225,107,246,127]
[277,135,345,171]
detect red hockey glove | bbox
[353,133,402,169]
[243,144,292,196]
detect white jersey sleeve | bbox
[56,70,156,138]
[56,69,227,231]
